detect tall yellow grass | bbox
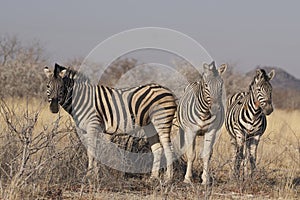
[0,98,299,199]
[213,109,300,169]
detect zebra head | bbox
[202,61,227,113]
[44,63,68,113]
[251,68,275,115]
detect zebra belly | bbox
[102,118,145,135]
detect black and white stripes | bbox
[225,69,275,178]
[44,63,176,181]
[177,61,227,184]
[44,62,276,184]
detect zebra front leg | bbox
[86,150,98,185]
[230,136,238,179]
[84,126,101,187]
[234,136,244,180]
[248,135,260,177]
[201,129,217,185]
[243,137,249,180]
[183,130,196,183]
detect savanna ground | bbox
[0,98,299,200]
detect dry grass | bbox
[0,98,299,199]
[211,109,300,199]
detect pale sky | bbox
[1,0,299,78]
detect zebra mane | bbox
[256,68,269,80]
[185,81,201,96]
[65,67,91,84]
[203,61,219,78]
[249,68,270,91]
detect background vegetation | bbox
[0,36,299,199]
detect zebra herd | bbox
[44,61,275,184]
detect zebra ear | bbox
[44,67,53,79]
[54,63,67,78]
[218,64,227,75]
[209,61,216,68]
[203,62,210,70]
[203,62,213,73]
[268,70,275,81]
[256,69,263,78]
[59,69,67,78]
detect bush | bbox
[0,36,48,98]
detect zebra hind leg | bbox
[149,118,174,182]
[148,133,163,181]
[159,135,174,182]
[154,127,174,182]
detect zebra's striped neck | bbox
[193,82,211,118]
[59,69,91,115]
[247,89,262,116]
[61,82,97,123]
[59,78,74,114]
[61,88,73,114]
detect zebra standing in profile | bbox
[177,61,227,185]
[225,69,275,179]
[43,63,176,182]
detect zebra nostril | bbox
[50,98,59,113]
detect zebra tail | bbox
[179,126,185,149]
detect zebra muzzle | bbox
[263,105,273,115]
[50,98,59,113]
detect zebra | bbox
[177,61,227,185]
[43,63,176,182]
[225,68,275,179]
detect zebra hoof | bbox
[163,174,173,184]
[163,178,174,186]
[201,181,208,185]
[201,175,213,186]
[148,176,161,186]
[183,178,192,184]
